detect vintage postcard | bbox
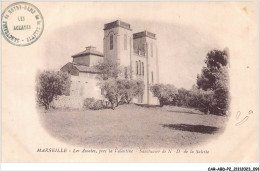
[1,1,258,163]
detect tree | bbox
[197,49,229,91]
[94,58,122,80]
[96,57,143,109]
[117,79,144,104]
[212,66,229,115]
[99,79,119,109]
[100,79,144,109]
[36,71,70,109]
[196,49,230,115]
[150,84,178,107]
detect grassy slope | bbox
[39,104,228,148]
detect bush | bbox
[176,88,191,107]
[83,97,95,109]
[91,100,105,110]
[150,84,178,107]
[83,98,105,110]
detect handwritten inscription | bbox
[235,110,253,126]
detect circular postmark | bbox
[1,2,44,46]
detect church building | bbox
[61,20,159,105]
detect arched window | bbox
[151,72,154,83]
[110,34,113,50]
[136,61,138,75]
[139,61,141,75]
[124,34,127,50]
[142,62,144,76]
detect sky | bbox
[38,2,257,89]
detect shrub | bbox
[150,84,178,107]
[90,100,105,110]
[176,88,191,107]
[83,98,105,110]
[83,97,95,109]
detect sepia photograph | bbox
[1,1,258,165]
[37,19,230,148]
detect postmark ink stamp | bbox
[1,2,44,46]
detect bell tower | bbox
[103,20,132,66]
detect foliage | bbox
[83,97,96,109]
[189,87,215,114]
[176,88,191,107]
[83,98,105,110]
[197,49,229,91]
[95,58,144,109]
[196,49,230,115]
[150,84,178,107]
[117,79,145,104]
[99,79,119,109]
[174,49,229,115]
[100,79,145,109]
[212,66,229,115]
[94,58,122,80]
[36,71,70,109]
[91,100,105,110]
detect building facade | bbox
[61,20,159,105]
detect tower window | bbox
[110,34,113,50]
[142,62,144,76]
[151,43,153,57]
[136,61,138,75]
[124,34,127,50]
[139,61,141,75]
[151,72,154,83]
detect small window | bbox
[110,34,113,50]
[151,72,154,83]
[142,62,144,76]
[124,34,127,50]
[139,61,141,75]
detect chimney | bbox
[86,46,96,51]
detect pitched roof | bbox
[61,62,101,75]
[72,46,104,58]
[73,64,100,73]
